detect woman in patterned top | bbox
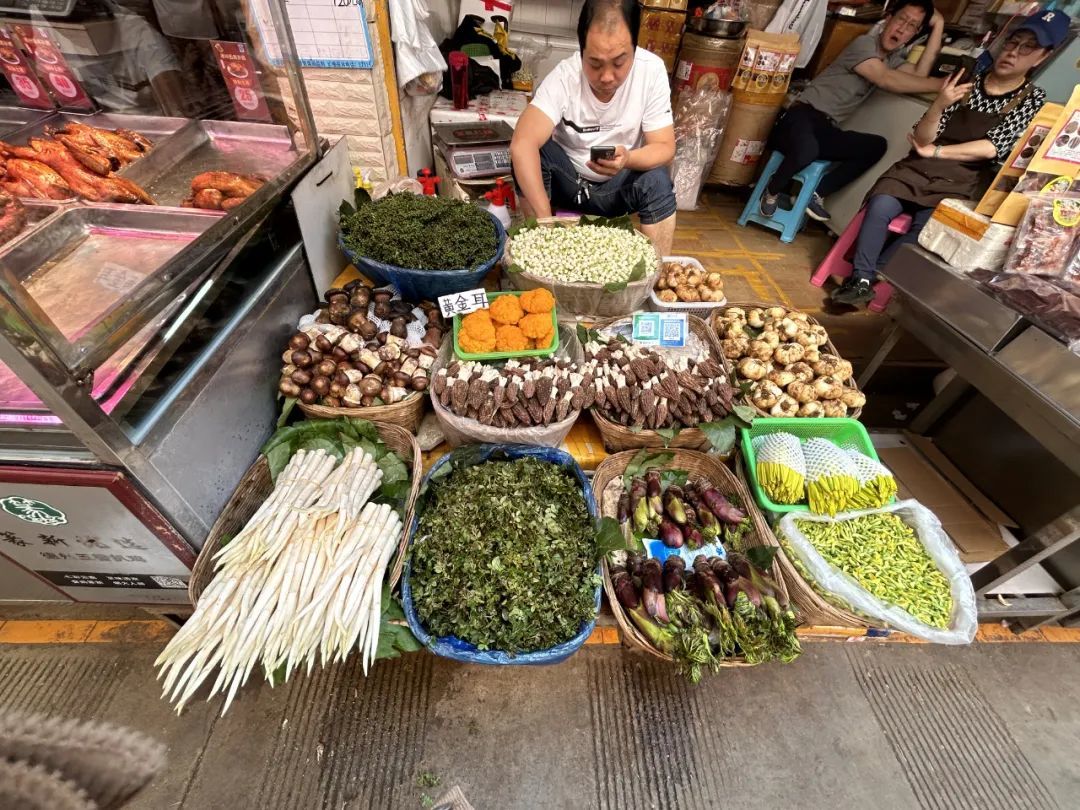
[832,10,1071,306]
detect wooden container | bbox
[709,301,864,419]
[298,392,425,434]
[189,421,422,605]
[588,314,735,452]
[593,448,791,666]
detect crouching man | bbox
[510,0,677,254]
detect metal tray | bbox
[121,119,300,207]
[1,200,63,249]
[882,247,1026,353]
[0,107,54,139]
[995,326,1080,423]
[0,205,219,368]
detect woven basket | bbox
[593,449,791,666]
[298,392,425,433]
[189,421,422,606]
[709,301,864,420]
[734,453,871,629]
[588,314,735,452]
[505,217,660,319]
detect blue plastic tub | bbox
[401,444,601,666]
[338,210,506,301]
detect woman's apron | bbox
[868,84,1034,208]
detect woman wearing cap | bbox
[832,10,1070,306]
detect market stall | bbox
[0,0,321,605]
[863,244,1080,627]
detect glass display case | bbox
[0,0,321,603]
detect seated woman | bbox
[832,10,1070,306]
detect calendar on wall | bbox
[252,0,374,69]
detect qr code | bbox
[637,320,657,339]
[150,575,188,589]
[662,321,683,342]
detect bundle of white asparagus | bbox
[156,447,403,715]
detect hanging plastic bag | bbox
[778,501,977,644]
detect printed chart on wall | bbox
[252,0,373,69]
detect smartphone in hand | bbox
[590,145,617,162]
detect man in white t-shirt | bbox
[510,0,677,254]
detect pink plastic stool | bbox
[811,209,911,313]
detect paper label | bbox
[1045,111,1080,165]
[439,288,490,318]
[645,538,726,568]
[212,40,272,122]
[731,138,766,164]
[632,312,687,348]
[0,26,53,110]
[12,25,94,111]
[674,60,736,93]
[1052,198,1080,228]
[1010,124,1051,170]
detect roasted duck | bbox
[44,121,152,168]
[181,171,264,211]
[2,138,154,205]
[0,157,73,200]
[0,192,27,245]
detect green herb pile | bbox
[340,192,497,270]
[410,457,598,652]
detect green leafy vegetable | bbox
[595,516,632,559]
[376,585,423,660]
[655,426,681,447]
[699,407,755,456]
[507,216,538,237]
[340,192,497,270]
[410,457,598,653]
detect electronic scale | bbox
[433,120,513,180]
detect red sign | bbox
[0,26,54,110]
[211,40,271,123]
[11,25,94,111]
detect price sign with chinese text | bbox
[438,288,490,318]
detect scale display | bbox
[449,147,511,179]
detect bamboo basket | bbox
[505,216,661,319]
[709,301,864,420]
[593,449,791,667]
[733,454,871,629]
[189,422,422,606]
[298,392,425,433]
[588,314,735,452]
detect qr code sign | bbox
[662,320,682,342]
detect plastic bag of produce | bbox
[777,501,977,644]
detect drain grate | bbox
[253,652,434,809]
[0,652,121,720]
[848,651,1058,810]
[587,654,731,810]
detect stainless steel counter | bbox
[862,245,1080,629]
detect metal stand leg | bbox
[857,320,903,389]
[910,375,971,434]
[1013,586,1080,631]
[971,505,1080,596]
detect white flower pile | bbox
[512,225,656,285]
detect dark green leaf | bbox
[506,262,525,274]
[627,257,647,283]
[628,425,643,434]
[276,397,297,428]
[579,213,634,232]
[732,405,757,426]
[603,280,628,292]
[622,449,675,488]
[698,418,738,456]
[507,216,538,237]
[659,469,688,489]
[337,199,355,220]
[746,545,779,573]
[353,185,372,209]
[265,441,294,483]
[595,516,628,560]
[655,426,680,447]
[576,324,602,345]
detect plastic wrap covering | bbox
[672,89,732,211]
[338,211,506,301]
[428,324,584,447]
[777,501,978,644]
[1003,196,1080,278]
[401,444,601,665]
[917,198,1015,274]
[971,268,1080,352]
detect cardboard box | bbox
[976,103,1064,220]
[877,435,1013,563]
[987,86,1080,227]
[638,5,686,74]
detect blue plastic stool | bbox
[737,152,833,243]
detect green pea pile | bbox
[793,513,953,629]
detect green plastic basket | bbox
[740,417,882,514]
[452,291,559,361]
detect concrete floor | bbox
[2,639,1077,809]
